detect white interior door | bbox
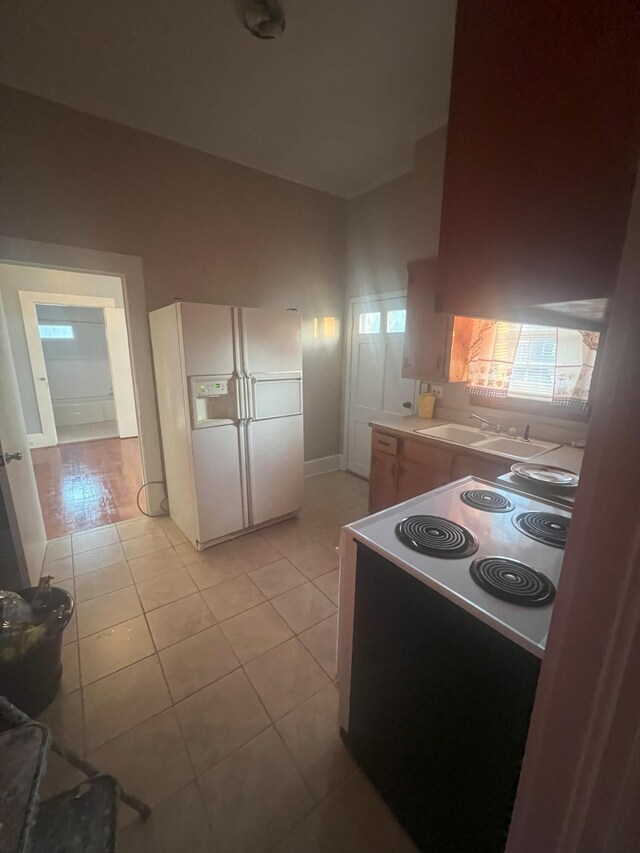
[18,291,58,447]
[0,293,46,584]
[346,296,417,478]
[104,306,138,438]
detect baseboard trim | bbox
[27,433,49,449]
[304,454,342,478]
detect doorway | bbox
[37,305,118,442]
[1,262,145,540]
[344,292,418,478]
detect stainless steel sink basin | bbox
[478,437,551,458]
[414,423,560,460]
[414,424,487,446]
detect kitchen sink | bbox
[414,423,560,460]
[478,437,552,458]
[414,424,487,446]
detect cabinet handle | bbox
[437,354,442,368]
[378,440,391,447]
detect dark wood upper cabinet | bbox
[403,258,453,381]
[437,0,640,318]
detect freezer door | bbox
[191,424,246,544]
[240,307,302,374]
[247,414,304,525]
[179,302,237,376]
[250,373,303,420]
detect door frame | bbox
[342,289,416,478]
[18,290,137,447]
[0,237,165,515]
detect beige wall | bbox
[346,173,413,300]
[0,85,347,461]
[410,125,448,259]
[345,125,448,301]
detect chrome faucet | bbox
[470,414,501,433]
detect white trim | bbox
[27,432,48,449]
[0,237,165,515]
[342,289,412,476]
[304,454,342,478]
[103,305,138,437]
[19,289,119,447]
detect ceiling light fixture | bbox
[241,0,286,40]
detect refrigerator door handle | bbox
[242,372,253,421]
[234,374,247,422]
[237,419,251,528]
[245,373,255,421]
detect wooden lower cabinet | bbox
[451,454,510,482]
[369,449,398,513]
[368,429,512,512]
[397,460,451,503]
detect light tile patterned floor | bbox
[38,471,417,853]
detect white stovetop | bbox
[343,476,571,658]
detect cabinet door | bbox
[402,258,453,381]
[402,438,453,475]
[397,460,450,503]
[451,454,510,483]
[369,450,398,513]
[438,0,639,316]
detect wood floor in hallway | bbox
[31,437,145,539]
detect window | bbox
[38,323,75,340]
[358,312,381,334]
[386,309,406,334]
[507,324,557,401]
[464,318,600,416]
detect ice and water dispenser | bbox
[190,376,238,427]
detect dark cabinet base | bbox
[344,544,540,852]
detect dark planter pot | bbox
[0,587,74,717]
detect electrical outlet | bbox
[431,385,444,399]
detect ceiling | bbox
[0,0,456,198]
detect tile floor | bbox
[31,436,145,539]
[38,471,417,853]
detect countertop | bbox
[369,414,450,438]
[370,413,584,505]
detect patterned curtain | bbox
[552,329,600,409]
[466,320,511,398]
[466,320,599,412]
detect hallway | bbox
[31,437,145,539]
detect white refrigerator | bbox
[149,302,304,550]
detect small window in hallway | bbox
[386,309,406,334]
[358,312,381,334]
[38,323,75,340]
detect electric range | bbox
[336,475,572,852]
[339,475,569,670]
